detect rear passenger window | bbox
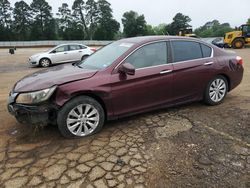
[79,45,86,49]
[69,45,81,51]
[172,41,203,62]
[201,44,212,58]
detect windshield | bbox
[79,41,134,69]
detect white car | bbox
[28,44,96,67]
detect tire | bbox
[204,76,228,106]
[57,96,105,138]
[81,55,89,61]
[39,58,51,67]
[232,38,245,49]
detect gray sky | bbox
[10,0,250,29]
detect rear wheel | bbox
[232,38,245,49]
[204,76,228,105]
[57,96,105,138]
[39,58,51,67]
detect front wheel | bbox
[39,58,51,67]
[57,96,105,138]
[204,76,228,105]
[232,38,245,49]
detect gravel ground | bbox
[0,47,249,188]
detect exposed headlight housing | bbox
[16,86,57,104]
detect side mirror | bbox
[118,63,135,76]
[51,50,56,54]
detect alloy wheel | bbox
[40,59,50,67]
[66,104,100,136]
[209,78,227,103]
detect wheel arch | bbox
[81,54,90,60]
[69,91,108,120]
[217,74,231,91]
[39,57,52,64]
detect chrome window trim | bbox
[114,39,214,71]
[136,56,214,71]
[169,56,213,65]
[136,63,170,71]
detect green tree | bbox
[94,0,119,40]
[57,3,74,39]
[0,0,12,27]
[13,1,32,40]
[30,0,56,40]
[85,0,99,39]
[72,0,102,40]
[145,25,156,35]
[122,11,147,37]
[195,20,233,37]
[57,3,72,29]
[72,0,89,39]
[145,24,167,36]
[69,22,85,39]
[213,23,232,36]
[166,13,191,35]
[247,18,250,24]
[154,24,167,35]
[0,0,12,40]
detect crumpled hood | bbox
[14,64,98,92]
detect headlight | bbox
[16,86,57,104]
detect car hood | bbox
[14,64,98,92]
[30,52,47,58]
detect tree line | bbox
[0,0,119,41]
[0,0,249,41]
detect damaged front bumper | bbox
[7,103,58,125]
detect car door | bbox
[110,41,174,117]
[170,40,214,103]
[50,45,70,64]
[68,45,83,62]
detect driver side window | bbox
[126,42,168,69]
[55,45,68,53]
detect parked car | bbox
[28,44,96,67]
[8,36,244,138]
[212,38,225,48]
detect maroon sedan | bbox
[8,36,244,138]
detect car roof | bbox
[118,35,214,49]
[119,35,198,44]
[56,43,87,47]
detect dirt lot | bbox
[0,47,249,188]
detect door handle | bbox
[64,52,68,54]
[204,62,214,66]
[160,70,173,74]
[78,51,82,52]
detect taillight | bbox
[90,48,96,52]
[236,56,243,65]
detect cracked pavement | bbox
[0,48,250,187]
